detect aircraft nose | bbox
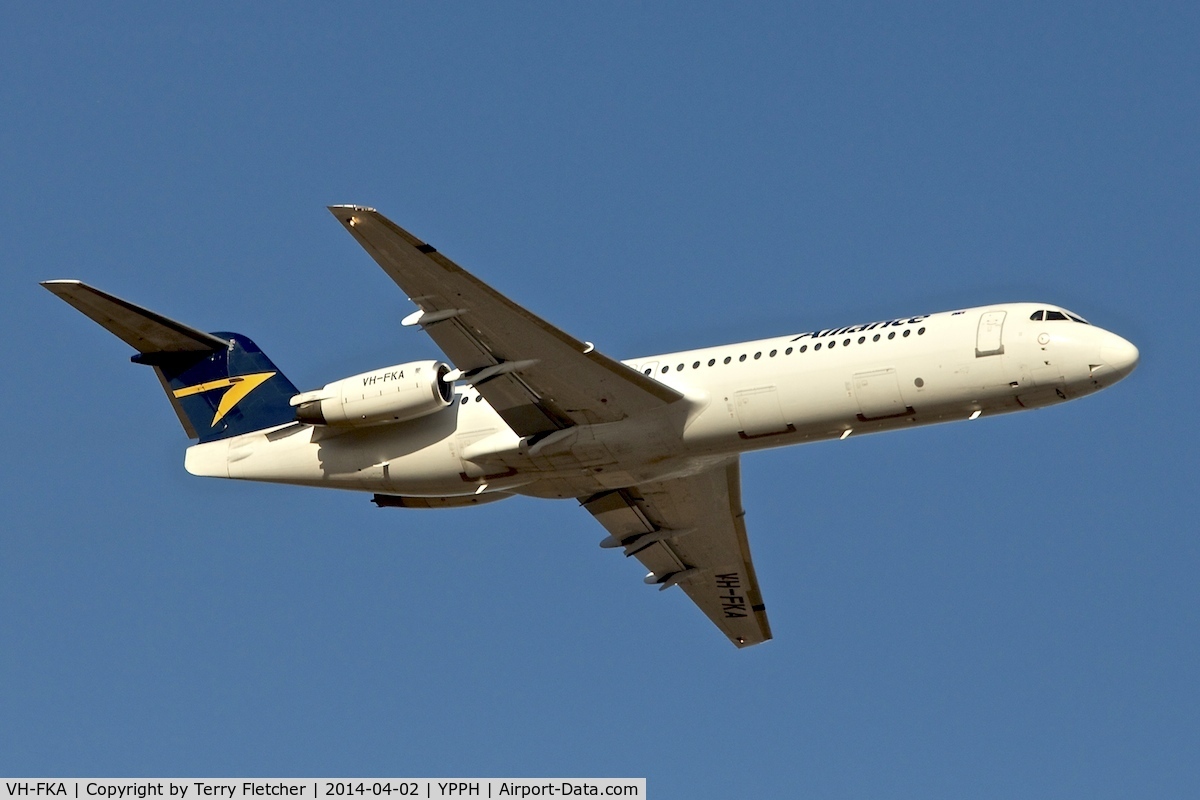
[1100,333,1139,379]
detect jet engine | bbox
[291,360,454,427]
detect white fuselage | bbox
[183,303,1139,500]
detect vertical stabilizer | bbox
[42,280,299,442]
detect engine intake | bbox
[291,360,454,427]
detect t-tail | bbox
[41,281,299,443]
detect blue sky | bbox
[2,3,1198,797]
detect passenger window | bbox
[918,327,925,335]
[643,368,651,375]
[873,334,880,342]
[1030,310,1044,321]
[888,332,895,339]
[754,352,761,359]
[769,349,777,357]
[858,336,865,344]
[903,329,911,337]
[843,338,850,346]
[814,343,821,351]
[1046,311,1068,321]
[692,361,700,369]
[739,354,747,362]
[676,364,684,371]
[785,347,793,355]
[800,345,807,352]
[724,356,732,364]
[661,366,669,373]
[829,341,836,348]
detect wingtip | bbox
[41,279,84,292]
[328,204,377,214]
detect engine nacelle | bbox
[291,360,454,427]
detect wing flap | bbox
[328,206,682,436]
[582,459,772,648]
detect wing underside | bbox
[581,459,772,648]
[331,207,769,647]
[328,206,681,437]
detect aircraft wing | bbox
[580,458,772,648]
[329,206,682,437]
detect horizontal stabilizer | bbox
[41,280,228,354]
[43,280,299,443]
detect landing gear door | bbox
[976,311,1006,357]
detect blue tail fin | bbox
[136,333,300,442]
[42,280,299,443]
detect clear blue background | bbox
[2,4,1197,797]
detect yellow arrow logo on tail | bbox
[172,372,277,427]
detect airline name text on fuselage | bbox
[791,315,930,342]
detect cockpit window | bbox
[1033,308,1089,323]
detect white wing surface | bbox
[581,458,773,648]
[329,206,682,437]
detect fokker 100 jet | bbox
[43,206,1139,648]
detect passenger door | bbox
[976,311,1006,357]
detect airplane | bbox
[41,205,1140,648]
